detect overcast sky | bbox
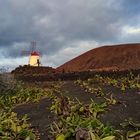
[0,0,140,70]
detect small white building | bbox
[29,51,40,66]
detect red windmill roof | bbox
[31,51,39,56]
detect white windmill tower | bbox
[28,42,41,66]
[29,50,40,66]
[22,41,41,67]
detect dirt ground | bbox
[14,81,140,140]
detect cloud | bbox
[41,40,112,68]
[0,56,28,71]
[120,26,140,43]
[122,25,140,35]
[0,0,140,69]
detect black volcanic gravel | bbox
[14,81,140,140]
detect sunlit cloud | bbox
[122,26,140,34]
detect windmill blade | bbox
[30,41,36,52]
[21,50,30,56]
[38,51,42,57]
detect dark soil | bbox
[13,98,53,140]
[61,81,140,129]
[14,81,140,140]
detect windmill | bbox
[22,41,41,67]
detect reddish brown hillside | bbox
[57,43,140,72]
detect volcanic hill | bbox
[57,43,140,72]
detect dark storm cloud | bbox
[0,0,140,68]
